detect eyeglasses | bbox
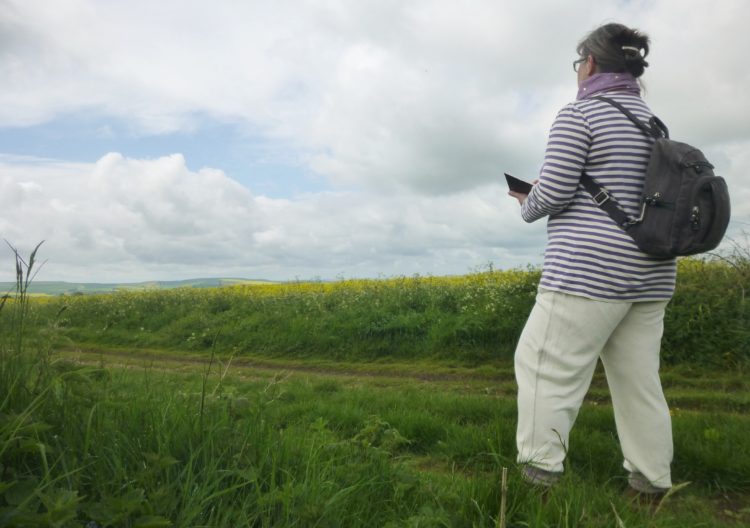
[573,57,587,72]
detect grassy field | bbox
[2,245,749,526]
[3,343,748,527]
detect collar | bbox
[576,72,641,100]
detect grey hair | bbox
[577,23,650,78]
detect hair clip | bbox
[621,45,641,54]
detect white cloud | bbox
[4,1,749,194]
[0,154,545,282]
[1,1,749,280]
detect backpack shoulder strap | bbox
[592,96,669,139]
[579,172,633,228]
[578,95,669,228]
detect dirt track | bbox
[57,346,517,385]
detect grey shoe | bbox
[628,471,670,495]
[521,465,561,488]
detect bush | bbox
[31,253,749,367]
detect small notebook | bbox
[504,173,533,194]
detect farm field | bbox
[2,251,749,526]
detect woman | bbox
[508,23,675,495]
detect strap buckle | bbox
[592,190,610,206]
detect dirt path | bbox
[58,345,750,414]
[57,345,517,385]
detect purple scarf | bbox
[576,72,640,100]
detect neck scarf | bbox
[577,72,640,100]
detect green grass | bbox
[8,345,746,527]
[2,331,749,526]
[3,243,749,526]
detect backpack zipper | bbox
[690,206,701,231]
[683,160,714,172]
[644,192,675,209]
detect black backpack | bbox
[580,96,730,258]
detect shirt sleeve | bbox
[521,103,592,222]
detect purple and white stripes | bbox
[521,90,677,302]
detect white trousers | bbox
[514,289,673,488]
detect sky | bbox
[2,0,749,283]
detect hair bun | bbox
[621,45,649,71]
[577,23,651,78]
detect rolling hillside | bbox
[0,278,274,296]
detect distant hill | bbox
[0,278,275,296]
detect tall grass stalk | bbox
[2,240,44,354]
[1,241,49,411]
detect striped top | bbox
[521,75,677,302]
